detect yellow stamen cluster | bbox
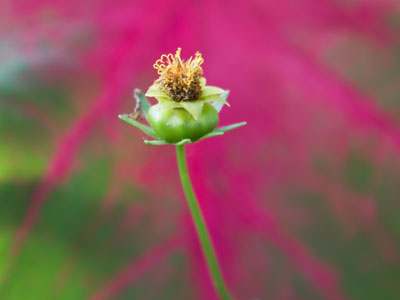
[153,48,204,102]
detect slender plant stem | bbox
[176,144,235,300]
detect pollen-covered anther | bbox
[153,48,204,102]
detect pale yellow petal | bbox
[200,77,207,88]
[158,100,182,110]
[201,86,224,97]
[155,96,173,102]
[203,94,230,106]
[145,85,169,98]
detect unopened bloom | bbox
[119,48,246,146]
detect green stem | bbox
[176,145,235,300]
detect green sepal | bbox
[144,138,192,146]
[197,131,224,141]
[212,90,230,113]
[175,139,192,145]
[119,114,159,138]
[145,85,169,98]
[214,121,247,133]
[158,98,206,121]
[179,101,204,120]
[134,89,151,120]
[158,100,182,110]
[203,94,230,106]
[201,86,225,97]
[144,139,169,146]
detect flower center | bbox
[153,48,204,102]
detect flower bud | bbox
[145,48,229,142]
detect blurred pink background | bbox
[1,0,400,299]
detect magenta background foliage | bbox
[1,0,400,299]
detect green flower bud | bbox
[119,49,246,146]
[148,102,218,143]
[144,48,229,143]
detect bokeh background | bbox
[1,0,400,299]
